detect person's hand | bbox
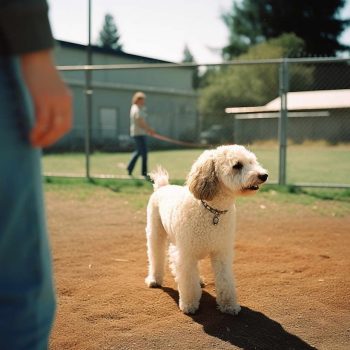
[148,128,156,136]
[20,50,72,148]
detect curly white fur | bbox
[145,145,268,315]
[149,166,169,190]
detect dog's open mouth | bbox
[243,185,259,191]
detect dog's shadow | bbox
[162,287,316,350]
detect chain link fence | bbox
[225,58,350,187]
[44,57,350,187]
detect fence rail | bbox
[48,57,350,188]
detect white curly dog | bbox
[145,145,268,315]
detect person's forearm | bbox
[20,49,54,71]
[20,49,72,148]
[137,118,153,133]
[20,49,60,95]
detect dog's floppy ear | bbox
[186,150,219,201]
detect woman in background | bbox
[127,91,155,178]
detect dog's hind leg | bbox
[168,244,178,282]
[145,204,167,288]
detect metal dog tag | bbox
[213,215,219,225]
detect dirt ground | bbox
[47,187,350,350]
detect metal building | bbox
[226,89,350,144]
[53,40,198,151]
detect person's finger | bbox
[32,112,71,147]
[30,100,51,146]
[30,95,72,147]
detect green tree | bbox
[223,0,350,59]
[182,44,195,63]
[181,44,199,89]
[200,34,314,129]
[98,13,123,50]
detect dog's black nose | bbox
[258,173,268,182]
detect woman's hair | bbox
[132,91,146,104]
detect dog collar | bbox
[200,199,228,226]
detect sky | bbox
[48,0,350,64]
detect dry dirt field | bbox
[47,185,350,350]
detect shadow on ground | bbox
[162,287,316,350]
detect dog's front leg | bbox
[176,256,201,314]
[211,253,241,315]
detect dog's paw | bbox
[199,277,206,288]
[179,301,199,314]
[218,303,241,316]
[145,276,162,288]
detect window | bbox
[99,107,118,139]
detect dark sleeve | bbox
[0,0,54,55]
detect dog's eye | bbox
[232,162,243,170]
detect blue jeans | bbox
[0,57,56,349]
[127,135,148,176]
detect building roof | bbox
[56,40,174,64]
[225,89,350,114]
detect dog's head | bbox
[186,145,268,200]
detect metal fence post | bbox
[84,0,92,180]
[84,69,92,180]
[278,59,289,185]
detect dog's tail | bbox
[149,166,169,191]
